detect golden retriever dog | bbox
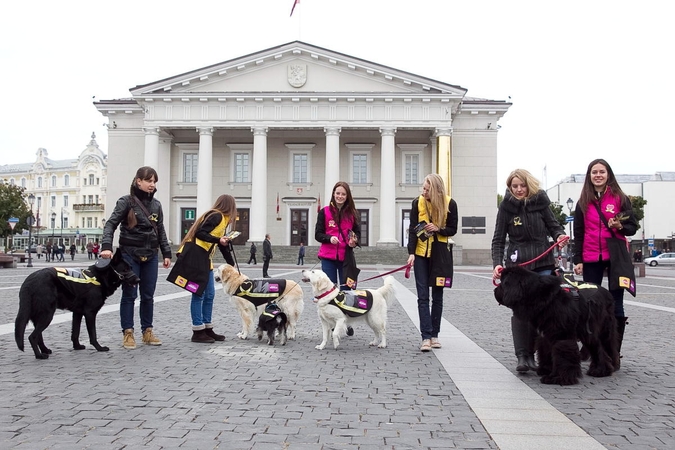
[214,264,304,340]
[301,269,396,350]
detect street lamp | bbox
[51,212,56,240]
[27,194,35,268]
[566,198,574,243]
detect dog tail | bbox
[15,296,30,352]
[378,276,397,305]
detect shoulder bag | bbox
[593,202,636,297]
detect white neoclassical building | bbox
[96,41,511,263]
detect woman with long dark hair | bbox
[573,159,638,358]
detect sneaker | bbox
[142,327,162,346]
[430,338,441,349]
[123,329,136,349]
[420,339,432,352]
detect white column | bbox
[324,127,341,203]
[378,128,398,246]
[250,127,268,242]
[157,134,173,242]
[143,127,160,169]
[196,127,213,216]
[435,127,453,197]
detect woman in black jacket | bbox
[491,169,566,373]
[101,166,172,350]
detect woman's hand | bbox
[574,263,583,275]
[330,236,339,245]
[607,217,623,230]
[556,235,568,249]
[219,236,230,246]
[424,223,439,233]
[348,236,358,248]
[492,265,503,279]
[407,254,415,266]
[163,258,171,269]
[100,250,112,259]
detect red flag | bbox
[290,0,300,17]
[317,193,321,213]
[276,193,280,215]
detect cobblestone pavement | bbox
[0,254,674,449]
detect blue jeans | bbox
[120,252,158,332]
[583,260,624,317]
[191,272,215,328]
[321,258,344,287]
[414,256,444,340]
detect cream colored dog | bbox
[301,269,396,350]
[214,264,304,340]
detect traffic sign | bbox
[565,216,574,222]
[7,217,19,230]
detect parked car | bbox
[25,244,37,253]
[644,252,675,266]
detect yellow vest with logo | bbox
[178,212,229,269]
[415,195,450,258]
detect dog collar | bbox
[315,285,338,300]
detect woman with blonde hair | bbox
[177,194,237,343]
[491,168,566,372]
[407,174,458,352]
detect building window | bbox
[37,197,42,208]
[63,217,69,229]
[87,217,92,228]
[9,178,15,185]
[95,195,99,204]
[51,196,56,207]
[88,174,95,185]
[38,177,43,188]
[88,195,94,204]
[64,174,70,186]
[461,216,487,234]
[183,153,198,183]
[292,153,308,183]
[21,177,26,188]
[51,175,57,187]
[63,195,69,207]
[399,144,426,185]
[346,144,373,185]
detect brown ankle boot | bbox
[204,328,225,341]
[191,329,215,343]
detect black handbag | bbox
[593,203,636,297]
[343,245,360,289]
[166,242,212,297]
[429,238,453,288]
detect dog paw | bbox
[35,353,49,360]
[377,343,387,348]
[237,332,249,340]
[315,344,326,350]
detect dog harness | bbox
[259,302,284,324]
[329,290,373,317]
[559,273,598,300]
[234,279,288,307]
[53,267,101,297]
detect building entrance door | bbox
[290,209,308,246]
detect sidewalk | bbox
[1,256,674,449]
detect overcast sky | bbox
[1,0,673,191]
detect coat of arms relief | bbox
[288,64,307,88]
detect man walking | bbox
[297,242,305,265]
[248,242,257,264]
[262,234,272,278]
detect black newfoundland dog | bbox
[494,266,619,385]
[15,249,139,359]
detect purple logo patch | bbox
[357,298,368,309]
[186,282,199,293]
[268,283,280,293]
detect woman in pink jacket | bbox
[573,159,638,357]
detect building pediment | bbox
[130,41,467,100]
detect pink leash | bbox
[493,235,570,286]
[354,264,412,285]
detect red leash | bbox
[493,236,570,286]
[344,264,411,288]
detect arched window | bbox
[37,177,43,188]
[51,175,57,187]
[64,174,70,186]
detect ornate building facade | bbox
[96,41,511,263]
[0,133,107,249]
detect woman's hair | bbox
[181,194,238,245]
[423,173,448,228]
[330,181,359,224]
[578,158,627,211]
[505,169,540,200]
[126,166,160,228]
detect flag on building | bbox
[290,0,300,17]
[317,193,321,213]
[276,193,280,216]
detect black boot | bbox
[191,329,215,343]
[512,316,537,373]
[615,317,628,370]
[204,327,225,342]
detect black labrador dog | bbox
[494,266,619,385]
[15,249,139,359]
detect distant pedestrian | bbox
[45,243,52,262]
[69,243,77,261]
[92,241,100,259]
[36,244,43,259]
[248,242,257,264]
[86,241,94,260]
[58,243,66,262]
[297,242,305,265]
[262,234,272,278]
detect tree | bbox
[0,182,30,243]
[549,202,569,228]
[629,196,646,231]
